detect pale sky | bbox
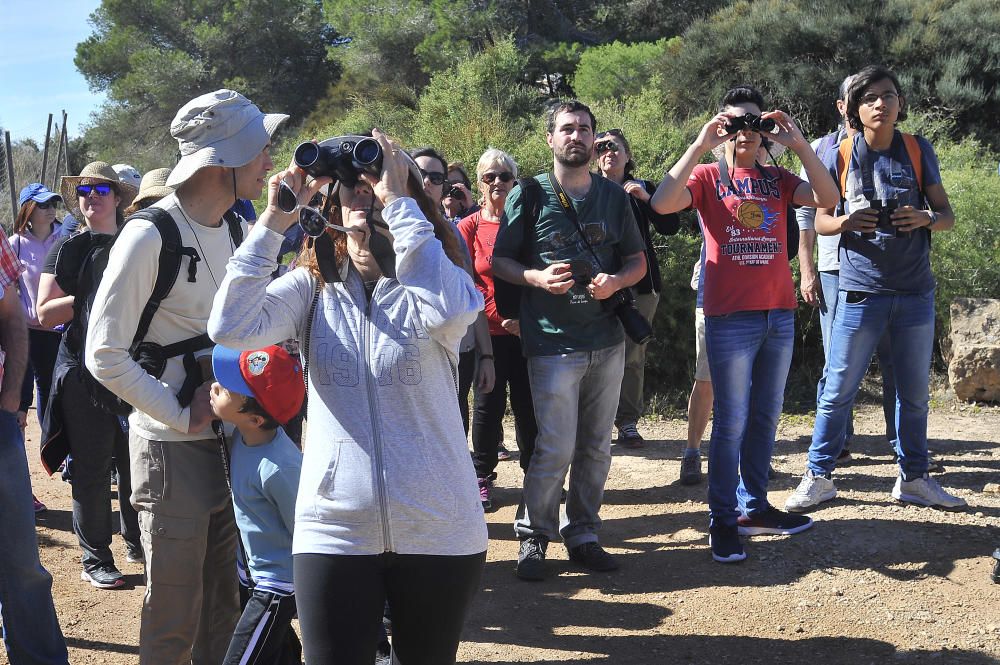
[0,0,106,143]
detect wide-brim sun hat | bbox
[133,168,175,207]
[166,89,289,188]
[60,161,138,214]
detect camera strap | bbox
[547,172,609,272]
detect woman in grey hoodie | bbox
[209,130,487,665]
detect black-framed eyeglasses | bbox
[860,91,899,106]
[420,169,446,186]
[35,200,59,209]
[481,171,514,184]
[594,141,620,155]
[76,183,113,197]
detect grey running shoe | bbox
[784,470,837,512]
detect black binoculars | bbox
[863,199,907,239]
[726,113,776,134]
[293,138,383,188]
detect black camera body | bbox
[293,137,382,188]
[604,288,654,345]
[445,184,464,199]
[726,113,776,134]
[864,198,904,239]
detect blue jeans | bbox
[817,271,897,444]
[0,409,69,665]
[705,310,794,527]
[809,290,935,479]
[515,342,625,547]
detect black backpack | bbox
[67,207,244,415]
[493,177,543,319]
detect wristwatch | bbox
[927,211,939,230]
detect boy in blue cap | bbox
[211,343,305,665]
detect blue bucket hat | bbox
[18,183,62,208]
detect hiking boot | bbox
[568,542,619,572]
[836,447,853,464]
[892,474,967,510]
[81,564,126,589]
[477,477,493,512]
[680,453,702,485]
[738,507,814,536]
[616,423,644,449]
[709,525,746,563]
[126,545,145,564]
[33,495,47,513]
[516,537,548,581]
[784,469,837,512]
[497,443,515,461]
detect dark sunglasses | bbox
[35,200,59,210]
[419,169,446,186]
[76,183,113,197]
[481,172,514,184]
[594,141,620,155]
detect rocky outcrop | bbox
[948,297,1000,402]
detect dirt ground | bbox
[22,396,1000,665]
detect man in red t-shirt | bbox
[651,85,838,564]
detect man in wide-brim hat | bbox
[84,89,287,665]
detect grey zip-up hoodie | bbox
[209,197,488,556]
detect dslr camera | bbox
[726,113,776,134]
[293,137,382,188]
[571,263,653,345]
[445,183,464,199]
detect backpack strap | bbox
[515,177,543,262]
[223,209,246,248]
[900,132,924,197]
[836,135,853,200]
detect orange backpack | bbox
[835,132,924,200]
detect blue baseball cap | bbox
[18,183,62,208]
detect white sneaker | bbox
[784,470,837,512]
[892,474,967,510]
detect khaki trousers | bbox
[615,291,660,426]
[130,432,240,665]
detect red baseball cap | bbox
[212,345,305,425]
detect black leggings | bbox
[294,551,485,665]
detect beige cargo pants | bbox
[130,432,240,665]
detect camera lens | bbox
[293,142,321,170]
[353,138,381,166]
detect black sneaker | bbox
[81,564,126,589]
[737,507,814,536]
[516,537,548,581]
[709,525,746,563]
[126,545,145,564]
[568,542,619,572]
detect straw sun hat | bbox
[60,161,138,214]
[133,168,174,207]
[166,89,288,188]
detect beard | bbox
[554,142,592,168]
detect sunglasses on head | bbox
[76,183,113,197]
[35,200,58,210]
[481,171,514,184]
[594,141,620,155]
[419,169,446,186]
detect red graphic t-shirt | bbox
[687,162,802,316]
[457,210,508,336]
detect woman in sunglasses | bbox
[209,130,487,665]
[36,161,141,589]
[10,183,65,512]
[456,148,538,509]
[593,129,680,448]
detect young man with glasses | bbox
[785,65,965,512]
[493,100,647,580]
[85,89,285,665]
